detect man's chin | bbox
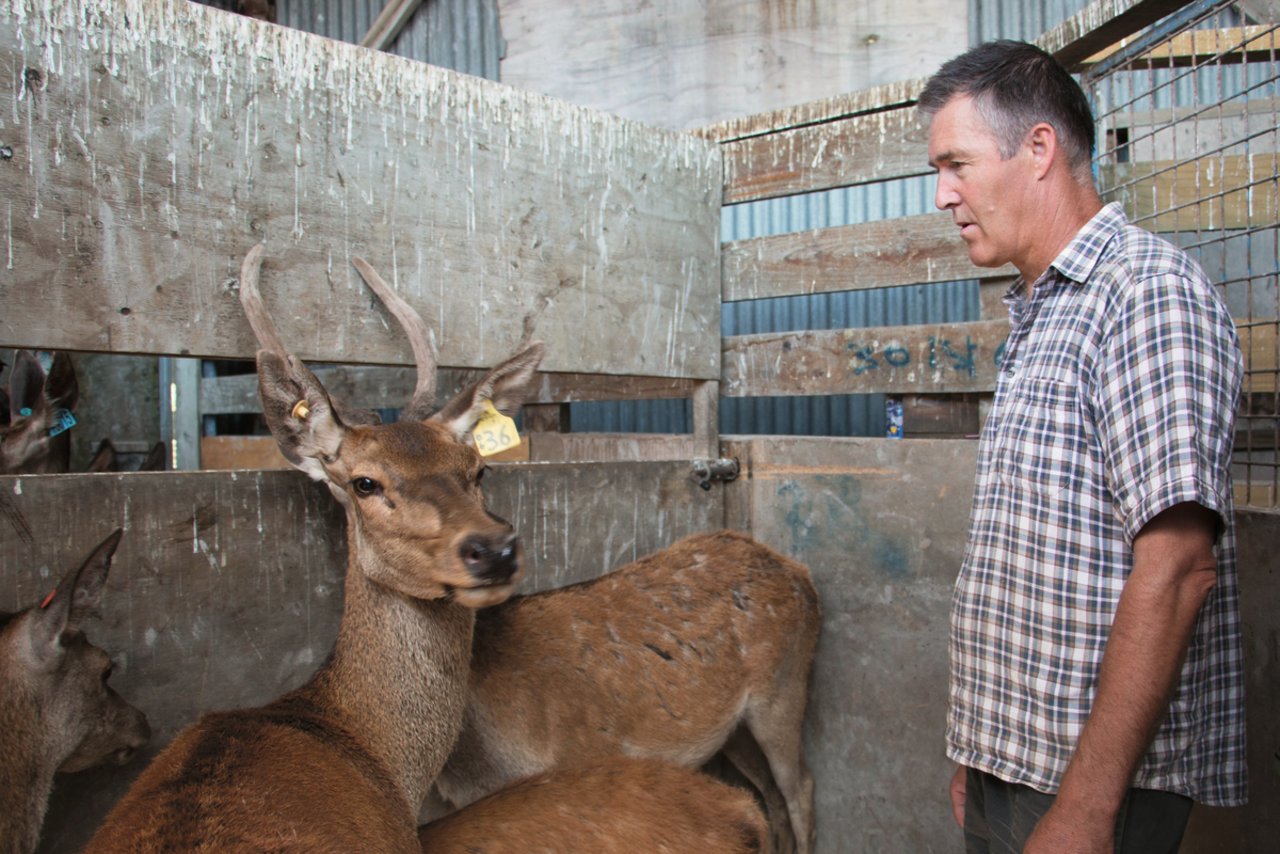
[965,245,1003,270]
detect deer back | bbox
[418,756,769,854]
[0,529,150,854]
[436,529,820,853]
[85,247,542,852]
[0,350,78,474]
[441,530,819,788]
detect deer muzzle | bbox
[459,531,521,586]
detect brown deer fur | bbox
[84,247,543,852]
[435,529,821,854]
[418,756,769,854]
[0,529,150,854]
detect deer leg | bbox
[720,726,799,854]
[743,692,816,854]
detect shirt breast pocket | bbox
[992,377,1087,499]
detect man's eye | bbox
[352,477,380,497]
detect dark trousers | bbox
[963,767,1193,854]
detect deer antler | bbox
[237,244,289,361]
[237,245,380,428]
[351,257,438,418]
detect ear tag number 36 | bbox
[471,400,521,457]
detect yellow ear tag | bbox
[291,399,311,421]
[471,400,521,457]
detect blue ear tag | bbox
[48,408,77,437]
[19,407,33,417]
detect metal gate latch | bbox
[690,457,740,491]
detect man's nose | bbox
[934,175,958,211]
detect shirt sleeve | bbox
[1092,266,1242,545]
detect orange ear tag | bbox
[471,400,521,457]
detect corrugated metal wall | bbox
[193,1,502,79]
[969,0,1090,43]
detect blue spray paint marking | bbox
[842,337,989,378]
[929,336,977,377]
[850,345,878,375]
[883,346,910,367]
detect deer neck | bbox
[297,545,476,812]
[0,684,52,854]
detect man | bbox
[919,41,1247,853]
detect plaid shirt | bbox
[946,203,1247,806]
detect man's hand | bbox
[950,765,967,828]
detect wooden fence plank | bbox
[722,211,1014,301]
[199,432,696,466]
[693,79,925,144]
[1083,25,1280,68]
[1039,0,1188,70]
[719,104,930,205]
[199,367,701,415]
[0,0,721,380]
[722,319,1010,396]
[1102,153,1280,232]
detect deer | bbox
[434,529,822,854]
[417,756,770,854]
[87,438,168,473]
[0,349,79,474]
[0,528,151,854]
[84,245,542,852]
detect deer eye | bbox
[101,662,114,684]
[351,477,381,497]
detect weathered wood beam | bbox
[722,211,1014,302]
[692,79,925,145]
[0,0,721,381]
[1102,153,1280,232]
[721,319,1011,397]
[1038,0,1189,70]
[1082,24,1280,68]
[199,367,701,415]
[717,104,929,205]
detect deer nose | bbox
[459,532,520,584]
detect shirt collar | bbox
[1049,202,1126,285]
[1003,202,1126,304]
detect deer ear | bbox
[432,342,544,441]
[88,438,118,472]
[28,529,122,654]
[43,351,79,412]
[7,350,46,419]
[256,350,346,482]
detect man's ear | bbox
[1026,122,1057,180]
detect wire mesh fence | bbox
[1084,0,1280,507]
